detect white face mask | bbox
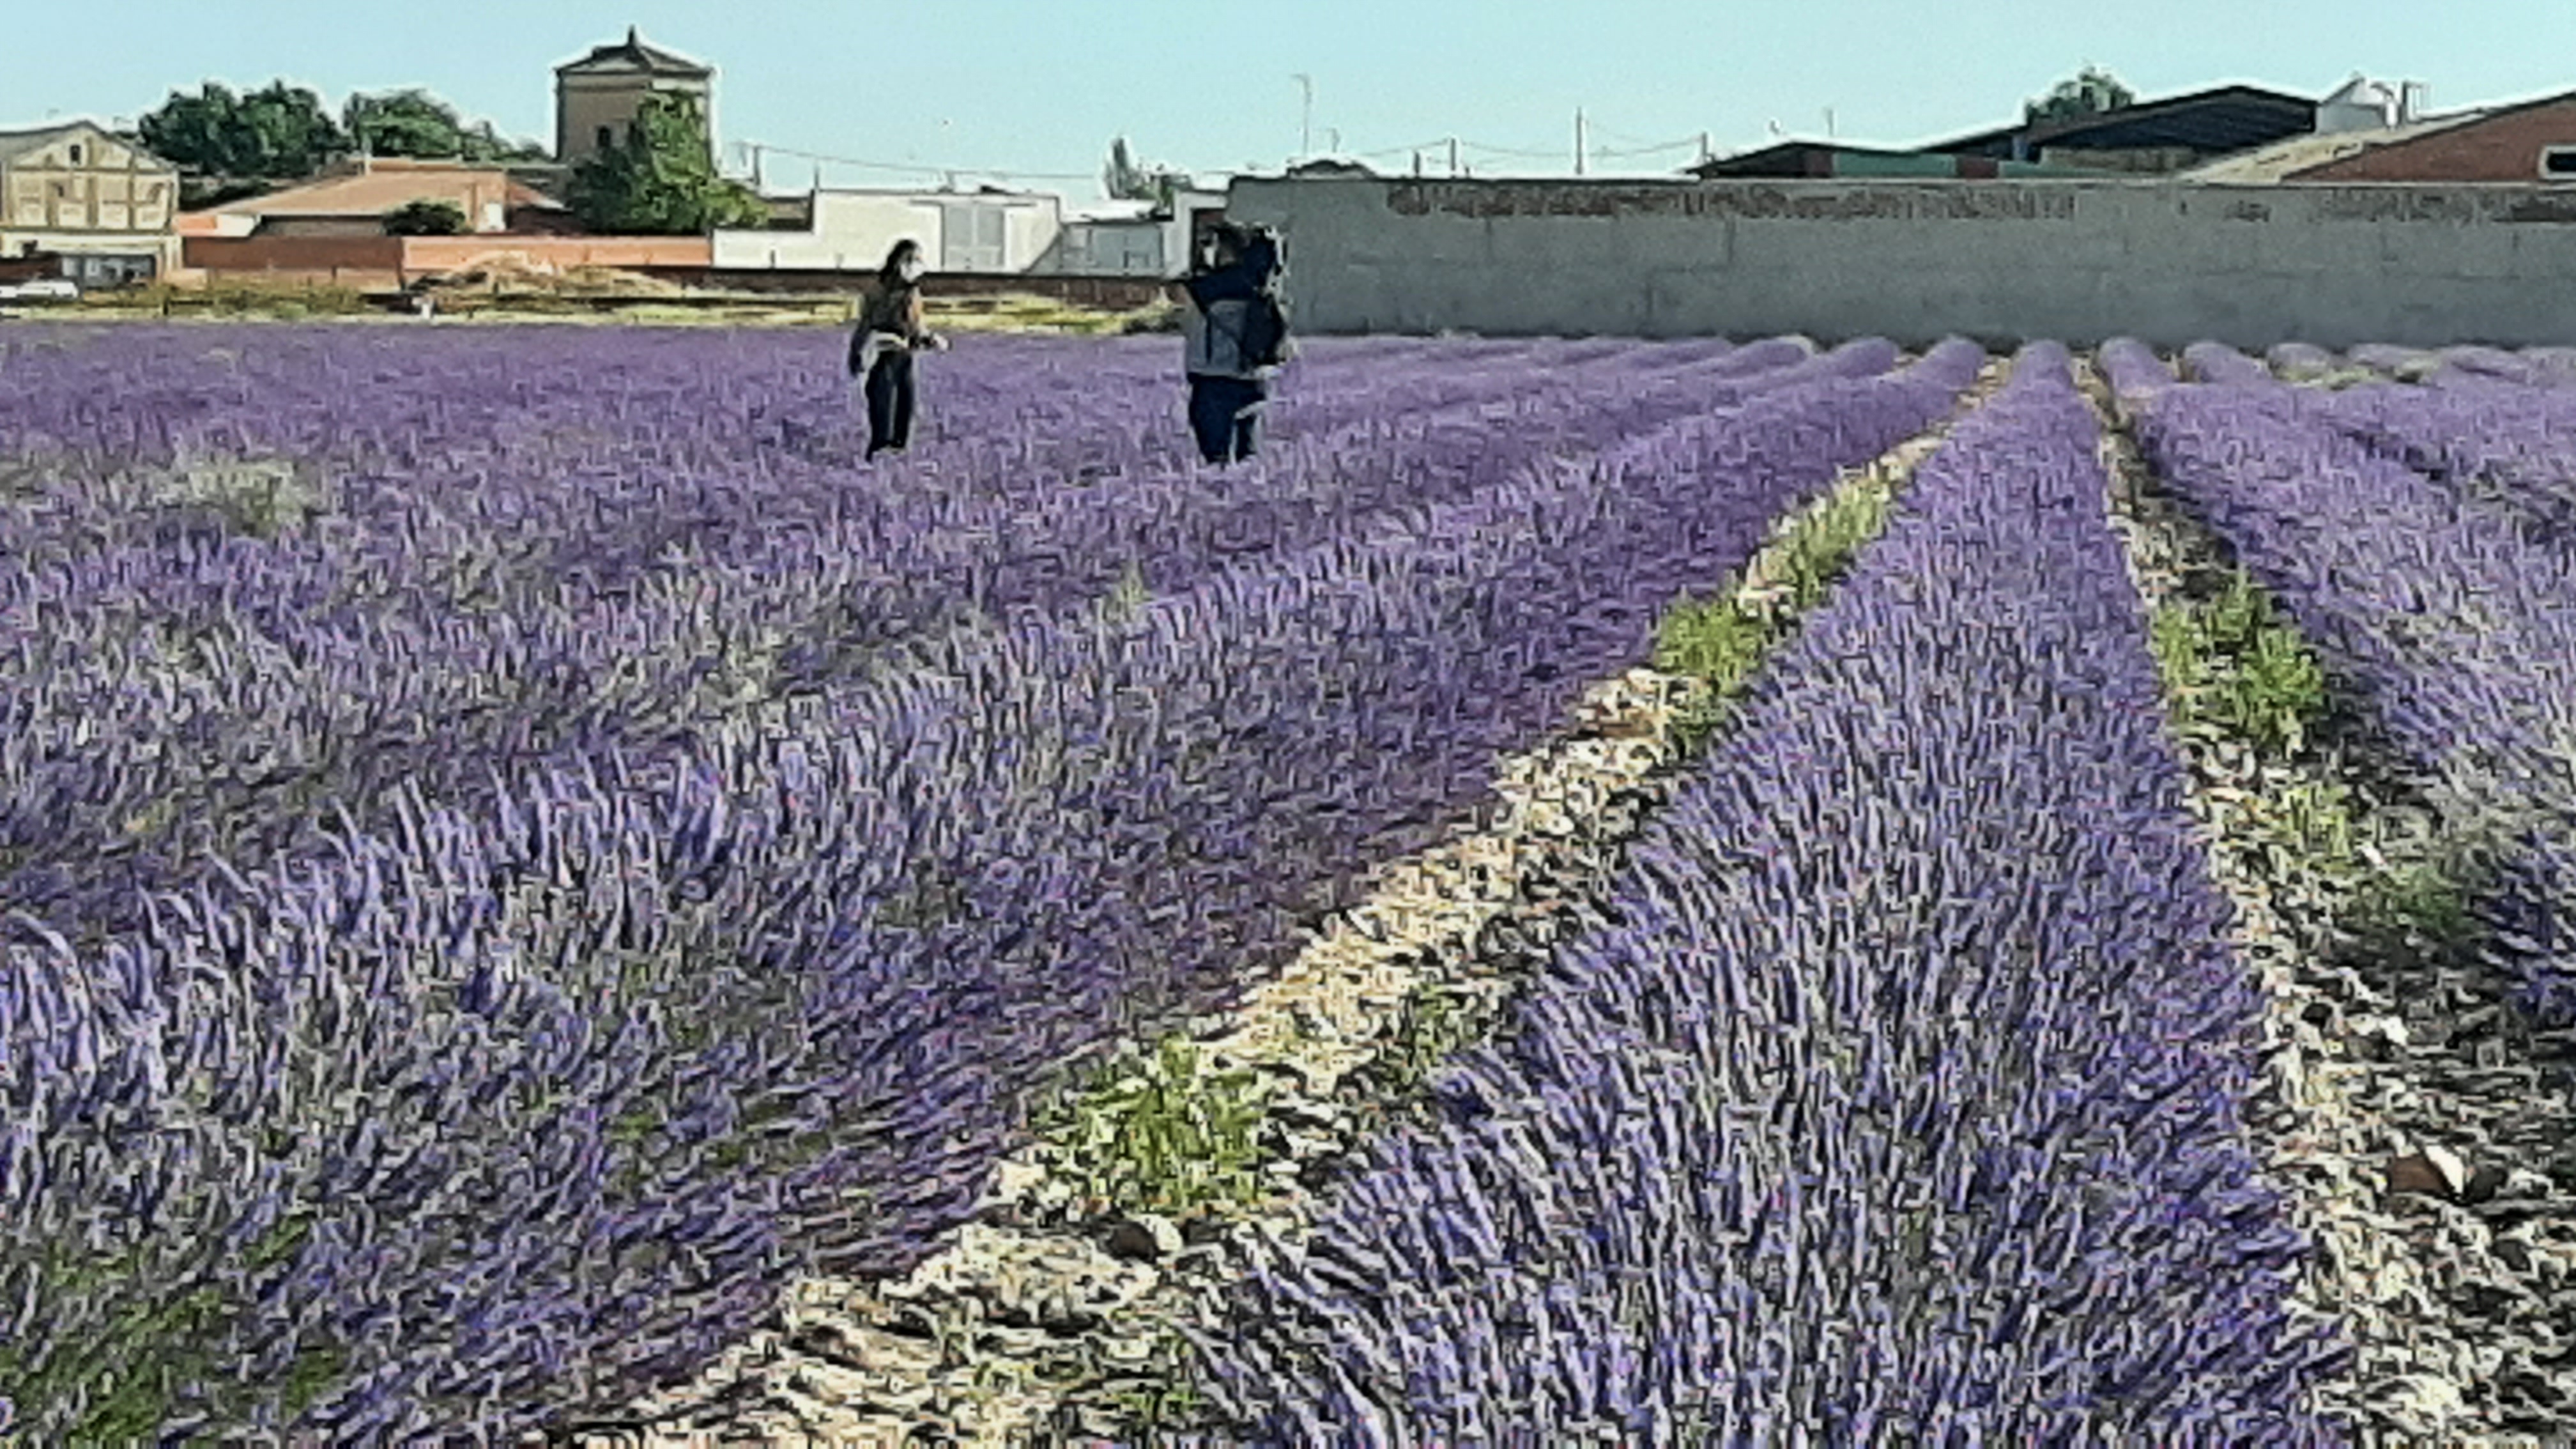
[899,259,925,283]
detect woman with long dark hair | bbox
[847,238,947,459]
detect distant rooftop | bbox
[2180,111,2493,183]
[0,118,144,164]
[556,26,713,78]
[186,164,560,220]
[1915,83,2319,160]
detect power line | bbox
[735,124,1712,194]
[1591,136,1705,159]
[744,140,1098,185]
[1458,138,1565,160]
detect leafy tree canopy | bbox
[565,93,765,234]
[344,89,544,164]
[2024,66,2136,126]
[383,199,468,235]
[138,80,345,180]
[1103,135,1192,213]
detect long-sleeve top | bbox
[858,280,927,343]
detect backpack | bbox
[1238,291,1291,369]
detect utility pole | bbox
[1447,137,1460,176]
[1292,73,1314,160]
[1574,108,1586,176]
[1824,107,1837,139]
[1413,150,1423,178]
[750,142,764,192]
[1698,131,1712,166]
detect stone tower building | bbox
[553,26,715,168]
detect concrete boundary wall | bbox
[1224,176,2576,348]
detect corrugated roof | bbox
[2179,112,2492,182]
[1916,84,2317,158]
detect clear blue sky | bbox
[14,3,2570,193]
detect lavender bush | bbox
[1199,343,2344,1444]
[0,330,1981,1439]
[2105,339,2576,1031]
[1,329,1867,937]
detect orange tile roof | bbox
[199,167,562,222]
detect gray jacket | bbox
[1182,295,1272,381]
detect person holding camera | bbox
[847,238,949,460]
[1174,223,1291,466]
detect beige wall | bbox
[555,73,713,167]
[2,125,178,235]
[1227,175,2576,349]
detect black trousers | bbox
[1188,374,1266,464]
[864,348,916,455]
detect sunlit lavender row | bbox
[0,329,1864,937]
[2107,336,2576,1028]
[0,323,1977,1439]
[1200,348,2345,1443]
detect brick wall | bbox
[399,235,712,271]
[187,233,712,284]
[2294,98,2576,182]
[184,236,404,272]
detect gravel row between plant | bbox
[2085,359,2576,1447]
[553,369,2004,1448]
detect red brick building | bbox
[2287,90,2576,182]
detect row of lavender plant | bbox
[0,328,1673,572]
[2105,337,2576,1032]
[0,338,1864,935]
[0,333,1805,617]
[1193,343,2345,1445]
[0,339,1984,1440]
[0,328,1660,515]
[2273,367,2576,555]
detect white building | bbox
[2314,75,2432,135]
[712,184,1230,279]
[714,186,1060,274]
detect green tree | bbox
[1101,135,1192,215]
[565,93,764,234]
[383,199,468,235]
[2024,66,2135,126]
[138,80,346,180]
[344,89,546,163]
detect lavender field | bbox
[0,321,2569,1444]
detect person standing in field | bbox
[1176,223,1292,465]
[847,238,947,460]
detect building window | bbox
[597,125,615,150]
[67,143,84,164]
[2543,146,2576,180]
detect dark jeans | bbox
[1188,374,1266,464]
[864,348,916,455]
